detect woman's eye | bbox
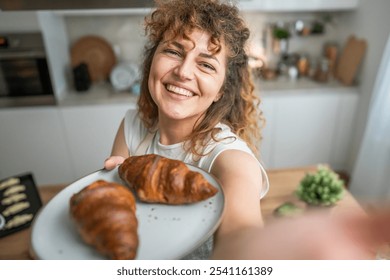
[164,49,181,57]
[200,63,216,72]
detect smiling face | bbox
[148,29,227,126]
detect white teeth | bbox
[166,84,194,97]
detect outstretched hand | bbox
[104,156,126,170]
[252,210,385,259]
[212,208,390,260]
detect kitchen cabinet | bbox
[260,87,358,171]
[0,103,134,186]
[59,103,135,180]
[258,94,276,168]
[0,107,73,185]
[237,0,359,11]
[329,92,359,170]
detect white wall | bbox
[64,14,147,64]
[335,0,390,179]
[61,10,351,70]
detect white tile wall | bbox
[62,11,348,67]
[242,11,345,67]
[64,15,147,64]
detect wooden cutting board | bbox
[71,36,116,82]
[336,35,367,86]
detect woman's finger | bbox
[104,156,125,170]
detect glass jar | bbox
[323,42,339,78]
[314,57,330,83]
[297,55,310,77]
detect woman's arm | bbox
[104,119,129,170]
[210,151,390,259]
[211,206,390,260]
[210,149,264,258]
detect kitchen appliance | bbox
[0,32,56,107]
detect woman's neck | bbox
[157,115,201,145]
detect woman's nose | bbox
[173,58,195,80]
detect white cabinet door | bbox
[329,90,359,170]
[262,88,358,170]
[259,96,277,169]
[59,103,135,180]
[264,90,340,169]
[0,107,73,186]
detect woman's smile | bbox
[165,83,196,98]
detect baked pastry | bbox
[118,154,218,204]
[69,180,138,260]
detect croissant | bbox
[118,154,218,204]
[69,180,138,260]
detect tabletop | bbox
[0,166,366,260]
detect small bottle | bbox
[297,55,310,77]
[323,42,339,78]
[314,57,330,83]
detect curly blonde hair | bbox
[138,0,265,156]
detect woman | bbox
[105,0,390,259]
[105,0,268,259]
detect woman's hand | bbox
[104,156,126,170]
[212,209,390,260]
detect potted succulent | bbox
[295,165,345,207]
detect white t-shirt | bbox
[123,109,269,198]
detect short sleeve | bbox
[198,124,269,199]
[123,109,148,155]
[201,142,269,199]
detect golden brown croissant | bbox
[118,154,218,204]
[69,180,138,260]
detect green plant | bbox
[296,165,344,206]
[273,27,290,40]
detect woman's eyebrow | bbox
[168,41,220,65]
[199,52,220,65]
[169,41,185,50]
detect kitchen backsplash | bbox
[62,11,347,66]
[64,15,146,63]
[244,12,343,61]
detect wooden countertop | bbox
[0,166,365,260]
[262,166,365,222]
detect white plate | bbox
[30,165,224,260]
[110,62,139,91]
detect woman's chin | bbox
[159,109,196,122]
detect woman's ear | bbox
[214,92,223,102]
